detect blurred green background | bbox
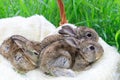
[0,0,120,51]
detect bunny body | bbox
[39,40,75,76]
[0,35,41,72]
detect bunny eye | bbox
[6,45,9,50]
[89,45,95,50]
[86,32,92,38]
[3,45,10,53]
[27,50,39,55]
[33,51,39,55]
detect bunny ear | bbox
[65,37,79,48]
[11,35,28,42]
[59,25,76,36]
[11,35,28,48]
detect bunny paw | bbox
[52,68,76,77]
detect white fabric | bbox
[0,15,56,44]
[0,15,120,80]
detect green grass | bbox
[0,0,120,51]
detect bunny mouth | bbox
[78,51,96,65]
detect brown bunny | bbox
[0,35,41,72]
[39,37,103,77]
[59,25,99,42]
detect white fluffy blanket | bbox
[0,15,120,80]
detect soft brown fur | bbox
[0,35,41,72]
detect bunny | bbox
[0,35,41,72]
[59,25,99,42]
[39,36,104,77]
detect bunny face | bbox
[79,41,104,63]
[64,37,104,71]
[10,35,40,63]
[59,25,99,42]
[76,27,99,42]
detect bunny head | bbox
[76,26,99,42]
[79,40,104,62]
[64,37,104,70]
[10,35,40,63]
[0,35,40,72]
[59,25,99,42]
